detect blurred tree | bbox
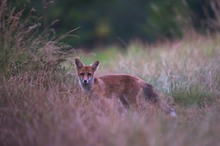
[7,0,220,49]
[139,0,187,42]
[186,0,220,33]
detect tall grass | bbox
[1,1,220,146]
[0,0,74,79]
[114,37,220,107]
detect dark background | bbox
[10,0,220,49]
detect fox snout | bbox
[79,76,90,85]
[83,79,88,84]
[81,78,90,85]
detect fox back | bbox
[75,58,176,116]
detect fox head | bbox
[75,58,99,91]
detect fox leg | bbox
[158,98,176,116]
[119,95,130,109]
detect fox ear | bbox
[90,60,99,71]
[75,58,84,70]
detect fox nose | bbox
[83,80,88,84]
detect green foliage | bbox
[143,0,187,41]
[172,87,213,107]
[7,0,220,48]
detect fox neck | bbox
[79,78,94,92]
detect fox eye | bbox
[87,73,92,76]
[79,73,84,76]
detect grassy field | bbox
[1,35,220,146]
[1,2,220,146]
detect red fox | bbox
[75,58,176,116]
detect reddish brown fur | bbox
[75,58,176,116]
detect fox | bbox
[75,58,176,117]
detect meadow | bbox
[1,2,220,146]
